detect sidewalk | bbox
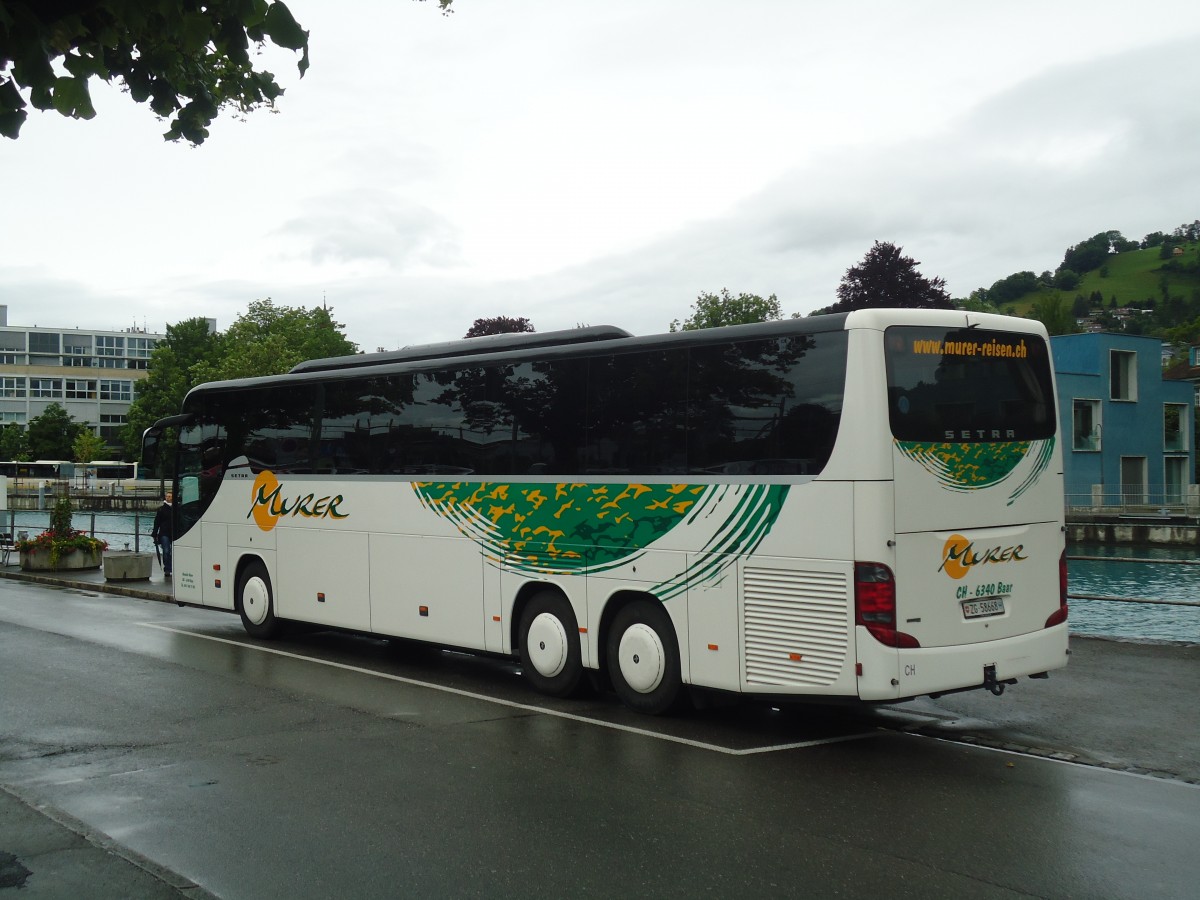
[0,557,174,604]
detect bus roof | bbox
[290,325,634,374]
[184,314,868,402]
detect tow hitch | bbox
[983,664,1017,696]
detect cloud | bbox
[275,190,464,271]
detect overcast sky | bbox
[3,0,1199,351]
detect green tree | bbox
[464,316,534,338]
[0,422,29,460]
[1060,232,1117,276]
[670,288,783,331]
[122,317,223,458]
[821,241,952,313]
[1030,294,1078,336]
[26,402,84,459]
[0,0,308,143]
[1053,269,1081,290]
[0,1,453,143]
[958,292,1000,313]
[191,299,357,383]
[72,428,107,463]
[986,271,1040,305]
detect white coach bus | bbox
[142,309,1068,714]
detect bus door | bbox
[884,324,1063,651]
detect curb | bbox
[0,568,174,603]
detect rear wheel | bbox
[237,560,281,639]
[607,600,682,715]
[518,591,583,698]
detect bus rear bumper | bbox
[857,623,1070,701]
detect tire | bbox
[518,590,584,698]
[606,600,682,715]
[237,560,282,639]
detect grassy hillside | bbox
[1002,241,1200,316]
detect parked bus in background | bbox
[142,309,1068,714]
[0,460,75,481]
[84,460,138,482]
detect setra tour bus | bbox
[141,308,1068,714]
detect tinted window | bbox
[688,335,844,476]
[885,326,1055,442]
[583,350,688,474]
[187,326,849,486]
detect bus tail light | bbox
[1045,550,1069,628]
[855,562,920,649]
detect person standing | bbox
[152,491,174,578]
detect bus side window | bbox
[180,475,200,505]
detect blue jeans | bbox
[157,537,172,575]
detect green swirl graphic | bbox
[412,480,789,596]
[895,438,1055,505]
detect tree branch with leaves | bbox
[0,0,455,144]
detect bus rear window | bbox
[884,326,1055,443]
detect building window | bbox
[1165,457,1188,504]
[0,411,25,424]
[0,377,25,398]
[0,353,24,365]
[99,379,132,401]
[1120,456,1147,505]
[29,378,62,398]
[128,337,155,358]
[1110,350,1137,401]
[97,357,127,369]
[96,335,125,356]
[28,333,60,354]
[1164,403,1188,451]
[1072,399,1101,451]
[65,379,97,400]
[99,413,127,443]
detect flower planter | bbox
[20,546,104,571]
[103,551,153,582]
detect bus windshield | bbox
[884,325,1055,443]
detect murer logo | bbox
[939,534,1027,579]
[248,470,348,532]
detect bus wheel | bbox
[237,560,281,640]
[518,591,583,698]
[607,601,682,715]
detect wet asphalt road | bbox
[1,579,1198,899]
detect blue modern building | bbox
[1051,332,1194,507]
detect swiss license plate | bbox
[962,597,1005,619]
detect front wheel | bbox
[518,590,584,698]
[606,600,682,715]
[237,560,282,639]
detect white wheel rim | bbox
[242,577,271,626]
[527,612,569,678]
[618,623,665,694]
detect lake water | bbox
[5,511,1195,643]
[1066,542,1200,643]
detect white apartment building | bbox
[0,305,164,450]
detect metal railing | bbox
[1066,484,1200,518]
[2,509,153,553]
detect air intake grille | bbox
[744,566,849,686]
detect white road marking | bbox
[138,623,879,756]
